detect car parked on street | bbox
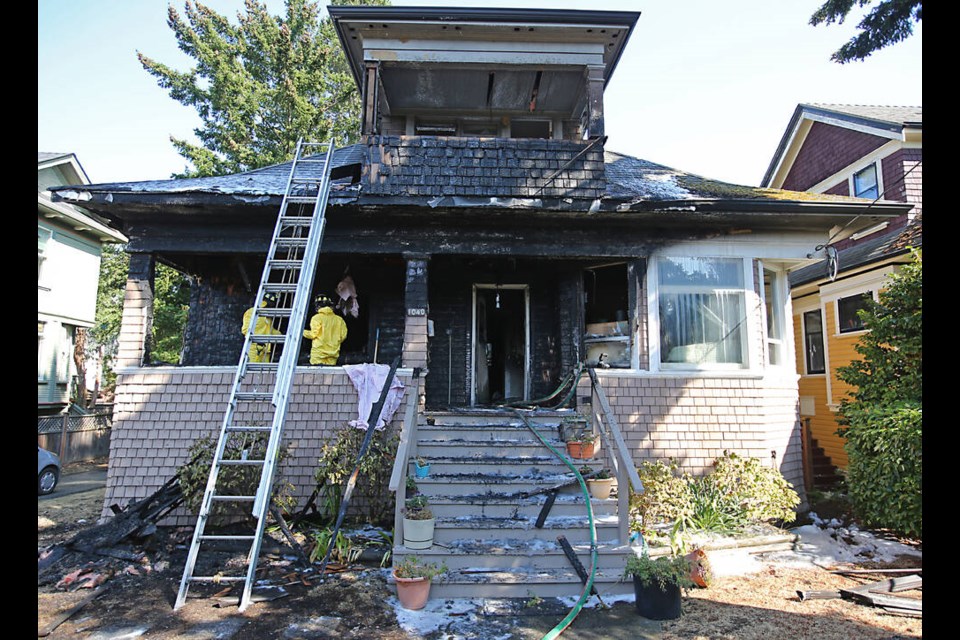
[38,446,61,495]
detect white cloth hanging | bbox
[343,363,405,431]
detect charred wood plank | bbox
[534,490,558,529]
[797,575,922,602]
[839,589,922,612]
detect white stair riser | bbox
[393,550,633,572]
[394,578,635,600]
[431,523,621,545]
[415,441,562,457]
[409,460,571,477]
[416,426,561,442]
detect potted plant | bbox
[586,468,615,500]
[402,493,435,550]
[393,556,447,610]
[623,553,694,620]
[566,428,598,460]
[414,455,431,479]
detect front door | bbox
[471,285,529,405]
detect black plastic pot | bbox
[633,576,682,620]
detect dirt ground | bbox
[38,467,922,639]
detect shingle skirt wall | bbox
[580,372,806,498]
[104,367,410,525]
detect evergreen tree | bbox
[139,0,388,178]
[810,0,922,63]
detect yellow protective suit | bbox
[302,307,348,365]
[242,303,280,363]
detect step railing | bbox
[389,372,422,545]
[586,367,644,543]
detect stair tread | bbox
[429,493,615,505]
[433,514,619,529]
[390,566,631,585]
[395,540,631,555]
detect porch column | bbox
[584,64,605,139]
[361,61,381,136]
[402,254,430,371]
[116,252,155,369]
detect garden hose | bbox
[509,409,598,640]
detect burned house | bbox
[52,7,908,597]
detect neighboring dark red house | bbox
[761,104,921,480]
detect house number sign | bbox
[407,308,427,316]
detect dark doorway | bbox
[473,286,528,405]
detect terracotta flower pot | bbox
[403,517,435,550]
[566,441,596,460]
[394,573,432,610]
[587,477,614,500]
[685,548,711,588]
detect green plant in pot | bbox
[393,556,447,610]
[565,426,598,460]
[623,553,694,620]
[586,467,615,500]
[402,492,435,550]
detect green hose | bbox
[510,409,598,640]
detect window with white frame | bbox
[38,226,52,283]
[838,291,873,333]
[762,266,786,366]
[38,321,46,379]
[658,257,748,367]
[802,310,825,374]
[852,164,879,200]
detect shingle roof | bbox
[50,143,881,207]
[790,219,922,287]
[806,104,922,127]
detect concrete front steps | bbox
[392,409,635,599]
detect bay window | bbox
[658,257,748,367]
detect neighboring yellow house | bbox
[762,104,922,482]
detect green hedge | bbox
[841,404,922,538]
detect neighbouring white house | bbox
[38,152,127,415]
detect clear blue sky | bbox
[38,1,922,187]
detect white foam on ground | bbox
[391,597,478,638]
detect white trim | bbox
[790,295,821,315]
[820,266,896,302]
[803,111,903,141]
[767,119,812,188]
[759,262,792,370]
[649,234,827,261]
[821,300,834,407]
[646,257,661,372]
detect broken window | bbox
[583,263,630,367]
[511,119,551,139]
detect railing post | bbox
[59,413,69,462]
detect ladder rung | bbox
[211,495,257,502]
[234,392,273,401]
[243,363,279,373]
[255,308,292,317]
[278,218,312,228]
[275,238,309,248]
[226,425,273,433]
[267,259,305,269]
[249,334,286,343]
[189,576,247,583]
[287,196,318,203]
[219,459,266,466]
[200,535,256,541]
[262,283,298,292]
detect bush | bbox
[623,553,694,590]
[837,250,922,538]
[631,453,800,533]
[176,433,294,523]
[631,460,693,530]
[709,452,800,524]
[314,426,399,526]
[842,404,922,538]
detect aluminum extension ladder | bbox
[175,140,335,611]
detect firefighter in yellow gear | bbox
[303,295,348,365]
[241,294,281,363]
